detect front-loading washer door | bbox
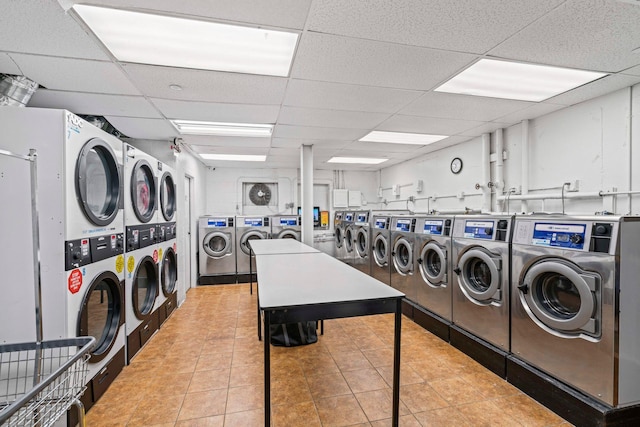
[240,230,266,255]
[373,234,388,267]
[277,229,299,240]
[161,247,178,296]
[392,237,413,275]
[457,247,501,302]
[335,227,344,248]
[78,270,124,363]
[75,138,121,227]
[419,241,447,286]
[519,258,600,337]
[345,227,354,253]
[159,171,176,221]
[132,255,158,320]
[203,232,231,258]
[355,228,368,258]
[130,159,157,223]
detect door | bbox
[455,247,501,303]
[76,138,121,226]
[356,228,368,259]
[78,271,124,362]
[132,256,159,320]
[418,242,447,286]
[130,159,157,223]
[518,258,600,337]
[392,237,413,275]
[159,171,176,221]
[373,234,388,267]
[277,229,300,240]
[161,247,177,296]
[345,226,355,254]
[203,232,231,258]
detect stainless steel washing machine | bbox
[511,215,640,407]
[353,211,371,275]
[451,215,513,352]
[334,211,345,261]
[390,216,417,301]
[198,216,236,284]
[414,215,454,322]
[370,214,391,286]
[270,215,301,240]
[236,216,270,283]
[341,211,356,265]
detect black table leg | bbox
[249,247,253,294]
[264,309,271,426]
[258,293,262,341]
[392,298,402,427]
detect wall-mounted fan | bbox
[248,183,272,206]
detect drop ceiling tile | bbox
[546,73,640,106]
[0,53,21,74]
[188,145,268,155]
[102,116,177,139]
[346,141,422,153]
[306,0,563,54]
[79,0,312,29]
[494,102,567,125]
[291,32,477,90]
[267,147,300,159]
[0,0,108,60]
[411,136,473,155]
[10,54,140,95]
[28,89,161,118]
[283,79,422,113]
[622,65,640,77]
[180,135,272,148]
[271,138,349,149]
[377,115,485,135]
[488,0,640,72]
[278,107,389,129]
[399,92,533,122]
[273,125,366,140]
[457,121,513,137]
[121,63,288,104]
[151,99,280,122]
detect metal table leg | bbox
[249,247,253,294]
[392,298,402,427]
[264,309,271,426]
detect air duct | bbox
[0,74,38,107]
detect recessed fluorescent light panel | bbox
[200,154,267,162]
[435,59,607,102]
[328,157,388,165]
[360,131,447,145]
[72,5,299,77]
[171,120,273,137]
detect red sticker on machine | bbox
[153,249,158,263]
[68,269,83,294]
[173,242,177,252]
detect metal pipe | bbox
[629,85,634,213]
[495,128,504,212]
[561,182,571,215]
[497,191,607,201]
[481,133,491,212]
[521,120,530,212]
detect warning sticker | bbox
[68,269,82,294]
[115,254,124,274]
[158,247,164,260]
[173,242,177,252]
[153,249,159,263]
[127,255,135,274]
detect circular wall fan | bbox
[248,183,272,206]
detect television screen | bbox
[297,206,320,225]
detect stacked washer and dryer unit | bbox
[155,161,178,326]
[0,108,127,415]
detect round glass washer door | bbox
[418,242,447,286]
[130,159,157,223]
[335,227,344,248]
[78,271,124,363]
[161,247,178,297]
[160,171,176,221]
[240,231,267,255]
[457,247,501,302]
[355,228,368,258]
[519,258,600,336]
[345,227,355,253]
[75,138,121,227]
[203,232,231,258]
[373,234,388,267]
[132,256,158,320]
[392,238,413,275]
[277,229,300,240]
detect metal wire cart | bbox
[0,148,95,426]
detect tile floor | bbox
[86,284,572,426]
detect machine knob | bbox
[453,267,461,275]
[497,220,508,229]
[445,220,451,226]
[484,227,493,235]
[518,283,529,294]
[594,224,609,235]
[391,251,396,256]
[72,252,81,260]
[570,234,583,244]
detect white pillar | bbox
[495,128,504,213]
[301,144,314,245]
[481,133,491,213]
[521,120,530,213]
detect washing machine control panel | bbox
[207,218,231,227]
[356,213,369,224]
[394,218,415,232]
[532,223,587,250]
[344,212,354,221]
[373,217,389,229]
[242,217,269,227]
[65,234,124,270]
[279,217,298,226]
[463,220,494,239]
[126,224,157,251]
[422,220,444,235]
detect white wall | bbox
[379,84,640,216]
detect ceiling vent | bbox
[244,182,277,207]
[0,74,38,107]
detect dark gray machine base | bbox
[449,325,507,378]
[411,303,450,343]
[507,356,640,427]
[236,273,256,284]
[198,274,237,285]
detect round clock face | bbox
[450,157,463,174]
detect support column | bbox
[301,144,314,245]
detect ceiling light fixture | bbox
[435,58,607,102]
[170,120,273,137]
[327,157,388,165]
[199,154,267,162]
[72,5,299,77]
[360,130,448,145]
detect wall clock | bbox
[450,157,463,174]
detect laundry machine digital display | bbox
[374,218,387,229]
[463,220,494,239]
[395,219,412,232]
[532,223,587,250]
[244,217,265,226]
[357,213,368,223]
[280,218,297,226]
[345,213,354,221]
[208,218,228,227]
[422,220,444,235]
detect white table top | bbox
[256,251,404,309]
[249,239,320,255]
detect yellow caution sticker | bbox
[127,255,135,274]
[158,247,163,260]
[115,254,124,274]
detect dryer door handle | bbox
[518,283,529,294]
[417,258,423,264]
[453,267,461,275]
[391,251,396,256]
